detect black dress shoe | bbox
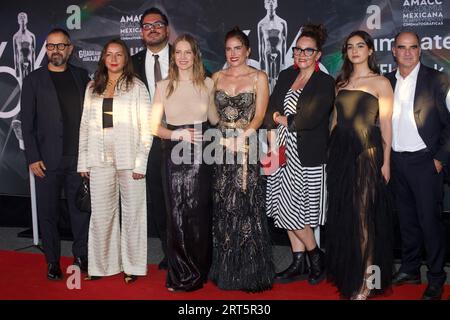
[422,284,443,300]
[158,257,168,270]
[47,263,62,281]
[73,256,88,273]
[392,271,421,285]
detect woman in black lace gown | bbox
[326,31,394,299]
[209,27,274,292]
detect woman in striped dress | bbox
[265,24,335,284]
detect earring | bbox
[315,61,319,72]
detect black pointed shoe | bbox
[73,256,88,273]
[422,284,443,300]
[306,246,326,285]
[274,251,309,284]
[47,263,62,281]
[158,257,168,270]
[392,271,421,285]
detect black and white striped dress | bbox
[266,88,327,230]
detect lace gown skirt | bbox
[210,148,274,292]
[210,90,274,292]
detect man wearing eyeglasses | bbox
[20,28,90,281]
[132,7,171,271]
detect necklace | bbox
[107,78,118,87]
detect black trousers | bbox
[392,150,447,286]
[146,137,168,259]
[35,155,89,264]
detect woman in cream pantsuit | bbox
[78,39,152,283]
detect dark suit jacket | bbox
[132,45,173,92]
[20,64,90,170]
[385,63,450,165]
[264,67,335,167]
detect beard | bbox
[49,53,68,66]
[144,31,168,47]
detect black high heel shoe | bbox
[124,274,137,283]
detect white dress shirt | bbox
[392,63,428,152]
[145,43,169,101]
[446,88,450,113]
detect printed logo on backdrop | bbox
[402,0,444,26]
[120,14,142,41]
[78,49,101,62]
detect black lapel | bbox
[135,43,171,90]
[296,70,319,111]
[413,64,427,113]
[136,50,149,90]
[386,71,397,90]
[168,44,172,65]
[282,68,298,94]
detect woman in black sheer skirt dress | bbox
[326,30,394,300]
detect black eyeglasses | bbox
[292,47,318,57]
[46,43,71,51]
[142,21,166,30]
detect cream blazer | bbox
[77,78,152,174]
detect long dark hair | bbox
[336,30,380,89]
[93,39,134,95]
[166,34,206,98]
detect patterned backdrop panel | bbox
[0,0,449,195]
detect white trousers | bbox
[88,129,147,276]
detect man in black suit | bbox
[21,28,90,280]
[132,7,171,270]
[386,31,450,300]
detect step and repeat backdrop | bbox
[0,0,449,196]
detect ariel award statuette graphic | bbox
[258,0,287,92]
[13,12,36,82]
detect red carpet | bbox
[0,250,448,300]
